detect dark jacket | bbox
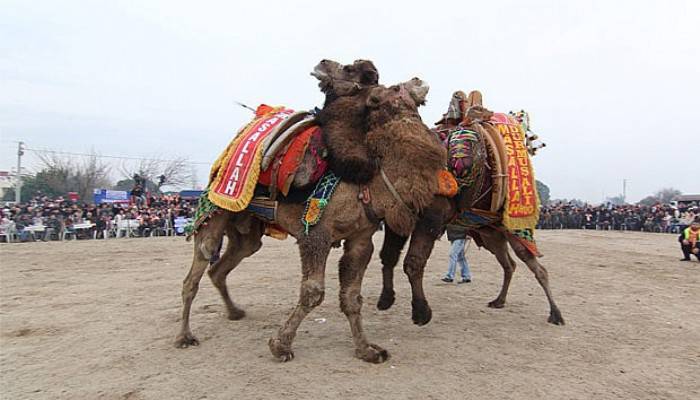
[446,224,468,242]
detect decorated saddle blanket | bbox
[489,112,541,256]
[258,125,327,196]
[207,104,322,211]
[446,128,485,190]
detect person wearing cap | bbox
[679,218,700,262]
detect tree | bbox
[535,180,551,205]
[655,187,682,203]
[606,195,626,205]
[119,156,193,193]
[12,151,113,203]
[637,187,682,205]
[638,195,658,206]
[112,178,159,193]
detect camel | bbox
[174,67,447,363]
[375,92,565,327]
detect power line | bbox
[25,147,211,165]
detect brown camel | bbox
[376,93,565,327]
[174,73,447,363]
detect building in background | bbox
[0,171,14,199]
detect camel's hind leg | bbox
[269,227,332,362]
[208,215,264,320]
[340,230,388,363]
[174,212,229,348]
[506,235,565,325]
[377,227,408,311]
[477,228,516,309]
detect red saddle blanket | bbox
[207,104,328,212]
[258,125,327,196]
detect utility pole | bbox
[15,141,25,204]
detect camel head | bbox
[366,78,430,118]
[311,59,379,97]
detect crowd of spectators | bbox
[0,193,197,242]
[3,193,698,243]
[538,202,699,233]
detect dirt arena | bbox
[1,230,698,400]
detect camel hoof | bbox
[268,338,295,362]
[376,290,395,311]
[548,309,565,325]
[488,300,505,309]
[227,308,246,321]
[174,333,199,348]
[411,299,432,326]
[356,344,389,364]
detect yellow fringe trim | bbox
[207,107,284,212]
[501,119,541,232]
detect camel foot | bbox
[548,308,565,325]
[411,299,432,326]
[355,343,389,364]
[376,289,395,311]
[227,307,246,321]
[174,332,199,348]
[488,299,506,309]
[268,338,295,362]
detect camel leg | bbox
[268,228,331,362]
[506,235,565,325]
[174,212,228,348]
[402,229,437,325]
[403,196,454,324]
[478,228,516,309]
[207,217,264,320]
[340,231,389,363]
[377,226,408,310]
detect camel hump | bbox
[466,90,483,107]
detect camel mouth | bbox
[404,78,429,105]
[310,66,327,80]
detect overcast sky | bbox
[1,0,698,202]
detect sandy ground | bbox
[1,230,698,400]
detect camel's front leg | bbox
[339,232,388,363]
[268,229,331,362]
[402,228,437,326]
[403,196,454,325]
[377,226,409,310]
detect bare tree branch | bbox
[117,155,193,192]
[158,156,193,189]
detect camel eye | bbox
[392,86,400,92]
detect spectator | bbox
[43,212,62,241]
[0,193,198,242]
[537,202,699,233]
[679,218,700,262]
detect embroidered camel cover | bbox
[208,105,295,211]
